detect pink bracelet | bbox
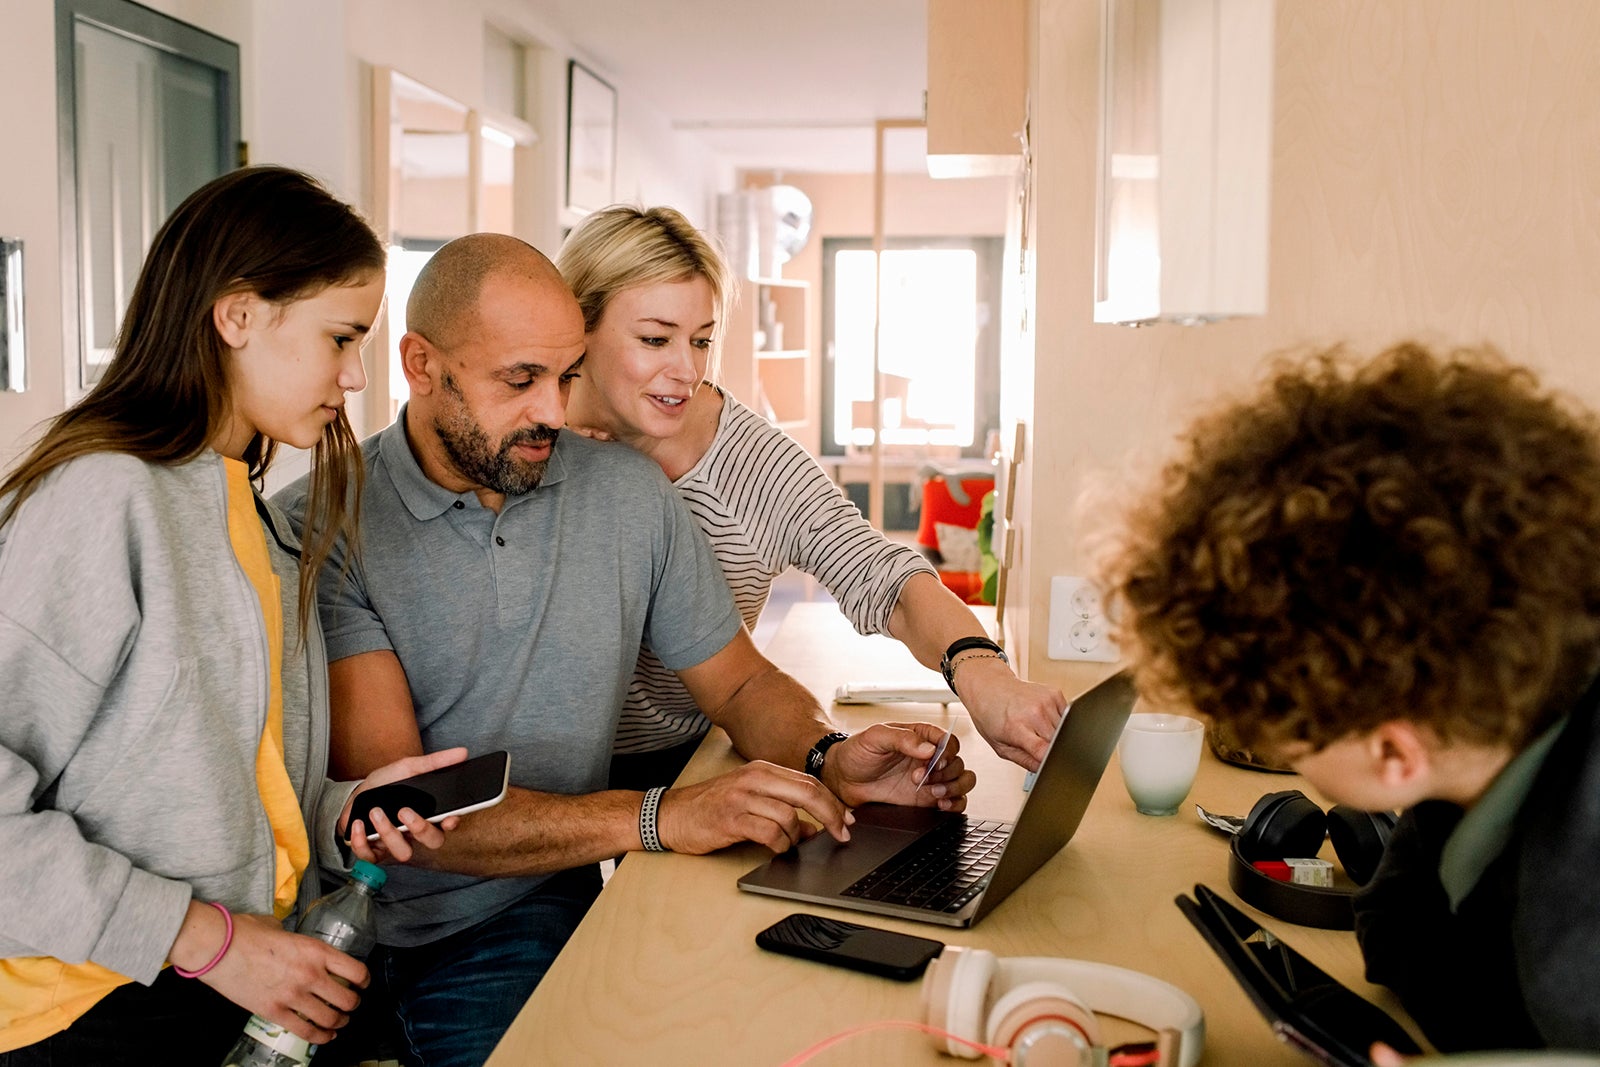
[173,901,234,978]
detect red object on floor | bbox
[914,476,993,551]
[916,471,995,605]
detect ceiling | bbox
[538,0,932,174]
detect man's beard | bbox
[433,373,557,496]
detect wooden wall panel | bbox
[1016,0,1600,696]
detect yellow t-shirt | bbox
[0,458,310,1051]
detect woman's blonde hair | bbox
[556,205,734,382]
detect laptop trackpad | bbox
[741,804,958,895]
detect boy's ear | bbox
[1370,720,1433,795]
[212,291,257,348]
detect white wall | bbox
[1011,0,1600,698]
[0,0,257,472]
[0,0,719,475]
[251,0,350,188]
[0,0,67,472]
[612,89,721,228]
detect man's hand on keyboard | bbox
[656,761,854,854]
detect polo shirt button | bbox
[495,536,506,546]
[453,501,465,509]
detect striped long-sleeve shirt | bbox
[613,392,936,754]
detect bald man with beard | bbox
[274,234,974,1067]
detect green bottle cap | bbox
[350,860,388,890]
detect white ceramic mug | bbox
[1118,713,1205,816]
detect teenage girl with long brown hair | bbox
[0,166,463,1066]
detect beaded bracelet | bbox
[639,786,668,852]
[173,901,234,978]
[940,636,1008,692]
[949,651,1008,686]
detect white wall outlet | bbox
[1047,575,1120,662]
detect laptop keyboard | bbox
[839,817,1012,913]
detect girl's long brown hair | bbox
[0,165,386,635]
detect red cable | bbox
[1109,1042,1162,1067]
[777,1018,1012,1066]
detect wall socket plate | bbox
[1047,575,1120,662]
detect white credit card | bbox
[833,683,956,706]
[916,729,954,790]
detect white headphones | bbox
[920,947,1205,1067]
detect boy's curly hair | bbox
[1103,342,1600,752]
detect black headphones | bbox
[1227,790,1397,929]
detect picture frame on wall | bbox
[1,237,24,392]
[565,59,616,215]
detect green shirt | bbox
[1438,718,1566,911]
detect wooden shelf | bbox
[757,353,807,425]
[754,281,807,353]
[722,273,813,435]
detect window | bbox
[821,237,1002,457]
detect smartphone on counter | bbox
[345,750,510,842]
[755,913,945,981]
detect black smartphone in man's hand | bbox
[756,913,944,981]
[345,750,510,843]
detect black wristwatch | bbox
[940,636,1008,692]
[805,731,851,780]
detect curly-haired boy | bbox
[1105,342,1600,1054]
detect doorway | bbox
[369,65,538,432]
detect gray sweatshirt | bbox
[0,451,352,985]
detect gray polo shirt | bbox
[273,411,741,945]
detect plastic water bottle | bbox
[220,861,388,1067]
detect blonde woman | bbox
[556,205,1066,794]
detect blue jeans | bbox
[359,866,602,1067]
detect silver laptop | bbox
[737,670,1135,928]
